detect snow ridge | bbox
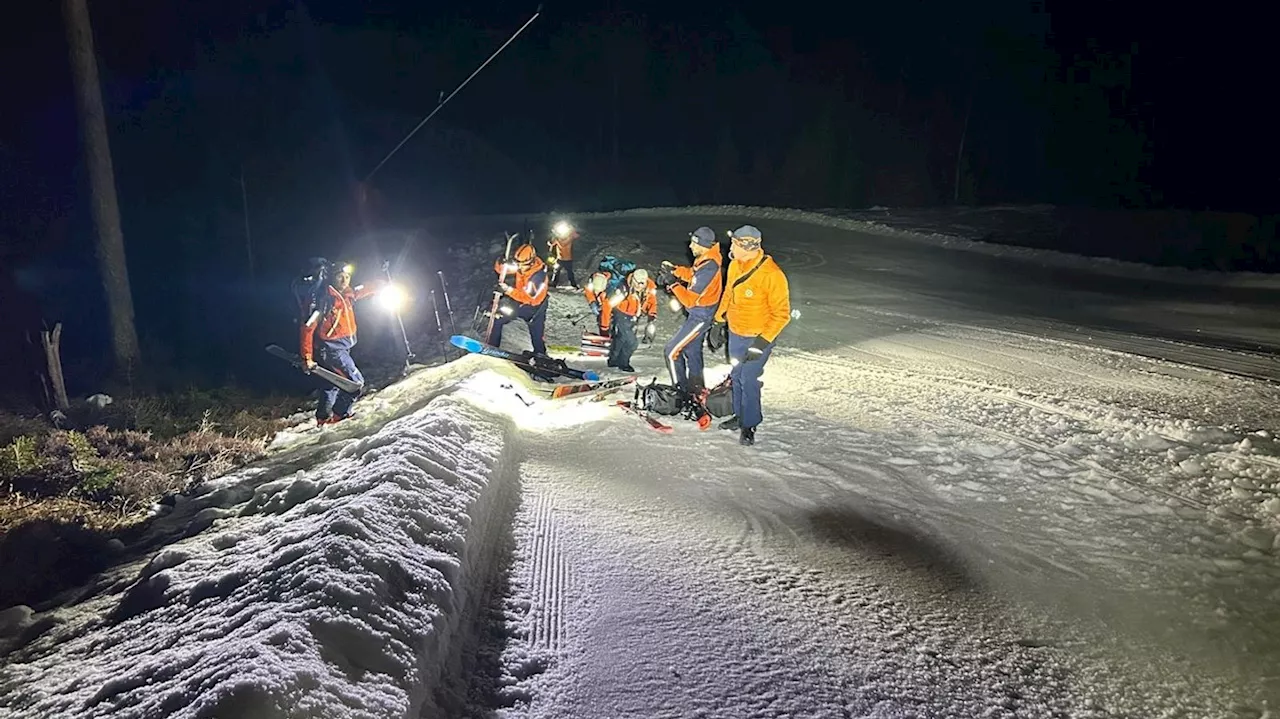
[0,394,518,719]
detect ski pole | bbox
[430,290,443,333]
[437,270,458,336]
[382,260,415,374]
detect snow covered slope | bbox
[3,206,1279,718]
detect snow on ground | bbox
[576,204,1280,289]
[3,206,1280,718]
[0,365,533,719]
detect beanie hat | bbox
[690,226,716,247]
[730,224,763,249]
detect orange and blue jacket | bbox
[494,257,549,308]
[548,231,578,262]
[600,277,658,332]
[300,283,379,362]
[670,243,723,313]
[714,255,790,342]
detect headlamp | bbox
[553,220,573,238]
[376,283,408,313]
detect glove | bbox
[302,359,316,374]
[660,260,675,270]
[706,321,728,351]
[495,282,512,295]
[745,335,770,362]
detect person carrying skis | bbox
[547,220,580,289]
[709,225,790,446]
[299,261,383,425]
[599,268,657,372]
[489,243,550,355]
[659,226,723,395]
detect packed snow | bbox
[2,206,1279,718]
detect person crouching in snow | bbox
[300,262,383,425]
[599,268,657,373]
[709,225,790,446]
[488,243,550,355]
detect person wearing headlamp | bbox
[547,220,580,289]
[299,261,383,425]
[489,243,550,355]
[709,225,790,446]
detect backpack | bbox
[292,257,332,322]
[597,255,637,295]
[703,378,733,417]
[636,381,685,416]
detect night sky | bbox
[0,0,1273,384]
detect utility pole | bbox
[62,0,140,371]
[239,164,254,278]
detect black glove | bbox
[657,266,678,287]
[706,321,728,351]
[745,335,770,362]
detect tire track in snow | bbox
[526,491,568,651]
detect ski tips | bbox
[450,335,483,352]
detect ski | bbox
[450,335,600,382]
[550,376,636,400]
[266,344,364,394]
[616,401,673,433]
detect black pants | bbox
[488,300,548,355]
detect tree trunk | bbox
[41,324,70,411]
[62,0,140,372]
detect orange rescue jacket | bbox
[600,278,658,331]
[714,255,790,342]
[300,282,379,362]
[671,243,723,310]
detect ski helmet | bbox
[514,244,537,264]
[590,272,608,294]
[630,268,649,289]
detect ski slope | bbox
[2,207,1279,718]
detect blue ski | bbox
[450,335,600,382]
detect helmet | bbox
[630,269,649,287]
[590,272,608,294]
[514,244,537,264]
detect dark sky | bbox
[1,0,1275,247]
[0,0,1275,386]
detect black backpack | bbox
[703,378,733,417]
[636,380,685,416]
[292,257,333,322]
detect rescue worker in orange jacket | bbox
[299,262,383,424]
[709,225,790,446]
[547,220,580,289]
[659,226,723,394]
[599,268,657,372]
[488,244,550,355]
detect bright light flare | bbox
[553,220,573,238]
[376,283,409,313]
[667,297,681,312]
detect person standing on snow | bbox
[708,225,790,446]
[547,220,580,289]
[489,244,551,355]
[599,268,658,372]
[299,261,383,425]
[659,226,723,395]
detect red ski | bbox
[616,401,674,433]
